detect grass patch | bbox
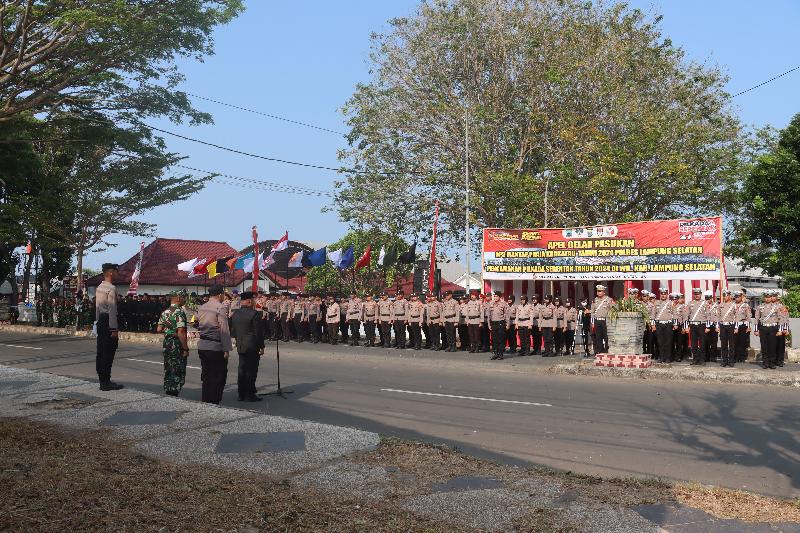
[675,483,800,523]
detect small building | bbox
[725,257,784,304]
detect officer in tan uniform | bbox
[539,295,557,357]
[516,295,532,356]
[488,291,509,360]
[346,292,363,346]
[734,291,751,363]
[408,293,425,350]
[426,294,443,351]
[652,288,675,363]
[265,294,278,341]
[777,294,789,367]
[755,290,780,369]
[278,293,291,342]
[505,295,518,354]
[291,295,307,343]
[325,296,340,345]
[704,290,720,363]
[673,293,689,361]
[553,296,565,356]
[378,292,393,348]
[686,287,708,365]
[306,295,320,343]
[392,290,409,349]
[442,291,460,352]
[339,297,349,344]
[564,298,578,355]
[530,294,543,355]
[464,292,484,353]
[361,293,378,347]
[481,294,492,353]
[717,289,737,367]
[458,296,469,351]
[589,285,613,354]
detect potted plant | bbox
[607,295,650,355]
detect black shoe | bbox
[99,382,124,391]
[769,365,776,369]
[729,364,735,368]
[237,397,245,401]
[761,364,769,369]
[489,354,499,360]
[777,362,785,367]
[496,354,504,360]
[246,395,263,402]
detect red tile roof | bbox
[86,238,248,287]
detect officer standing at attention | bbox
[489,291,509,360]
[408,293,425,350]
[755,290,780,369]
[230,291,265,402]
[458,296,469,351]
[717,289,737,367]
[325,296,340,345]
[156,289,189,396]
[346,292,363,346]
[734,291,751,363]
[704,291,720,363]
[392,290,410,349]
[196,285,232,404]
[578,297,592,357]
[481,294,492,353]
[307,295,320,343]
[291,295,307,343]
[339,296,349,344]
[589,285,613,355]
[531,295,544,355]
[505,295,518,354]
[425,293,443,351]
[553,296,565,356]
[515,295,532,356]
[539,295,556,357]
[465,291,484,353]
[563,298,578,355]
[777,294,790,367]
[686,288,708,365]
[95,263,123,390]
[442,291,459,352]
[652,288,675,363]
[378,292,393,347]
[361,293,377,347]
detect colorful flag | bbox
[377,246,385,266]
[327,248,342,266]
[399,242,417,264]
[252,226,259,292]
[25,241,32,254]
[356,245,371,270]
[127,242,145,296]
[382,244,398,267]
[263,251,276,269]
[190,257,214,278]
[242,253,263,273]
[234,252,254,270]
[177,258,200,273]
[429,201,439,293]
[288,251,304,268]
[338,245,354,270]
[305,247,326,267]
[211,256,233,277]
[272,231,289,252]
[206,260,219,278]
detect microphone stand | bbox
[262,314,293,398]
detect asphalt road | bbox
[1,331,798,498]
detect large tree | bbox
[0,0,243,121]
[334,0,744,255]
[730,113,800,287]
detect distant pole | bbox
[465,107,471,291]
[252,226,259,293]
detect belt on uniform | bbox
[468,315,480,319]
[655,320,673,325]
[688,321,704,325]
[380,314,391,317]
[760,323,778,327]
[491,320,504,325]
[594,317,606,321]
[720,322,735,326]
[444,314,456,319]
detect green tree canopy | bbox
[304,230,414,296]
[730,113,800,286]
[334,0,744,253]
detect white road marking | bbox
[380,388,552,407]
[127,358,201,370]
[1,344,43,350]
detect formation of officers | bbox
[250,289,588,361]
[644,286,790,369]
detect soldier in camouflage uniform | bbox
[156,290,190,396]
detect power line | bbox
[175,163,335,197]
[731,65,800,98]
[117,73,345,136]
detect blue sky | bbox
[85,0,800,269]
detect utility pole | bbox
[465,108,470,291]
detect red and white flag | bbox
[428,201,439,294]
[127,242,145,296]
[356,245,371,270]
[272,231,289,252]
[252,226,259,292]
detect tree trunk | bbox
[76,247,84,295]
[40,253,50,298]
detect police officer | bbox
[425,294,443,351]
[488,291,509,360]
[196,285,232,404]
[686,288,708,365]
[325,296,340,345]
[717,289,736,367]
[378,292,393,348]
[777,294,789,367]
[408,293,425,350]
[755,290,780,369]
[506,295,518,354]
[672,293,689,361]
[578,297,591,357]
[481,294,492,353]
[458,296,469,351]
[734,291,751,363]
[339,296,349,344]
[652,288,675,363]
[361,293,378,347]
[589,285,613,355]
[553,296,564,356]
[95,263,123,390]
[392,291,409,349]
[307,295,320,343]
[563,298,578,355]
[230,291,265,402]
[442,291,459,352]
[704,291,719,363]
[464,291,484,353]
[516,295,532,356]
[539,295,556,357]
[346,292,362,346]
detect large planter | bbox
[607,312,645,355]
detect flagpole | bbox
[465,107,471,292]
[252,226,259,293]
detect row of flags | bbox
[175,235,421,279]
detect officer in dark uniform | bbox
[230,291,265,401]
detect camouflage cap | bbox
[170,289,188,298]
